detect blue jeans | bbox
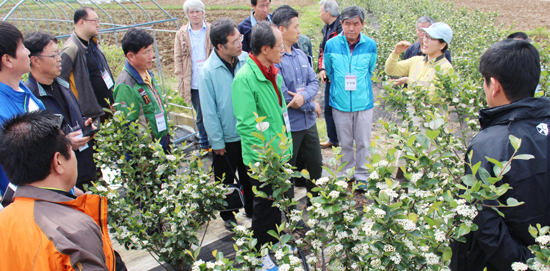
[324,81,339,145]
[191,89,210,148]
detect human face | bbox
[265,27,284,65]
[10,40,31,76]
[281,17,300,45]
[416,21,431,44]
[319,5,330,24]
[129,44,154,73]
[33,41,62,79]
[253,0,270,21]
[82,10,100,37]
[420,33,446,57]
[221,29,243,57]
[187,9,204,26]
[341,17,364,44]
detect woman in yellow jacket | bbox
[385,22,453,90]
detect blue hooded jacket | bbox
[324,32,377,112]
[0,81,45,195]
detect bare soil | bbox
[445,0,550,31]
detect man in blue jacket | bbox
[238,0,272,54]
[324,6,377,190]
[199,18,253,231]
[273,7,322,206]
[0,22,46,200]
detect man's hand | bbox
[319,70,327,83]
[393,41,411,55]
[287,92,305,109]
[314,101,321,118]
[83,118,98,139]
[214,148,226,156]
[67,130,91,150]
[390,77,409,85]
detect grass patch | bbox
[316,118,328,141]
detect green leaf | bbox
[458,224,471,237]
[424,216,436,227]
[506,197,524,207]
[194,247,201,259]
[471,161,481,176]
[478,167,492,185]
[388,201,403,209]
[509,135,521,150]
[442,247,453,262]
[280,234,292,246]
[485,157,503,168]
[408,213,418,223]
[529,225,539,238]
[251,132,265,142]
[513,154,535,160]
[491,207,505,217]
[426,129,440,140]
[267,230,278,239]
[407,135,417,147]
[462,174,475,187]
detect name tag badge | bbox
[197,59,206,70]
[345,75,357,91]
[283,111,291,132]
[155,113,167,132]
[102,70,114,89]
[74,129,89,152]
[296,87,305,94]
[296,83,305,94]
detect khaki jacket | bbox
[174,22,213,104]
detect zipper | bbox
[349,46,353,111]
[98,196,116,270]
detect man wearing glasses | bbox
[238,0,272,54]
[61,6,114,122]
[24,31,98,191]
[198,18,253,231]
[232,21,292,250]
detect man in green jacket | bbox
[114,28,170,152]
[232,21,292,249]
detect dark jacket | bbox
[24,75,98,184]
[318,15,342,72]
[404,41,452,64]
[238,12,272,54]
[61,32,113,119]
[450,97,550,271]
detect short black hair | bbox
[24,31,58,57]
[210,18,237,49]
[251,0,271,6]
[507,32,529,41]
[479,39,540,102]
[272,5,299,28]
[340,6,365,24]
[250,21,277,56]
[121,28,154,56]
[74,6,94,23]
[0,111,71,186]
[0,21,24,72]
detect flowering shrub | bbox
[91,105,226,270]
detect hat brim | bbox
[421,27,450,44]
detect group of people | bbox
[0,0,549,270]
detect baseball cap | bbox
[422,22,453,44]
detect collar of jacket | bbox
[124,60,154,85]
[247,53,278,82]
[210,50,247,70]
[478,97,550,130]
[422,54,446,64]
[27,73,70,97]
[70,31,99,50]
[327,15,341,30]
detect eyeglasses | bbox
[422,34,438,42]
[83,18,100,24]
[229,34,244,46]
[275,43,285,51]
[35,48,66,59]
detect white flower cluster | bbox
[235,238,245,246]
[308,202,329,218]
[384,244,396,252]
[374,209,386,219]
[397,219,417,231]
[336,231,349,241]
[511,262,529,271]
[362,221,378,237]
[242,255,260,266]
[316,176,330,186]
[275,249,285,260]
[530,261,550,271]
[434,229,446,242]
[351,243,370,254]
[410,172,423,185]
[390,253,402,264]
[284,168,293,174]
[369,171,380,180]
[289,209,301,223]
[234,225,250,235]
[373,160,389,168]
[403,239,416,251]
[424,252,440,265]
[414,190,432,198]
[536,235,550,246]
[455,199,478,219]
[329,190,340,199]
[343,212,355,223]
[335,180,348,189]
[371,258,381,268]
